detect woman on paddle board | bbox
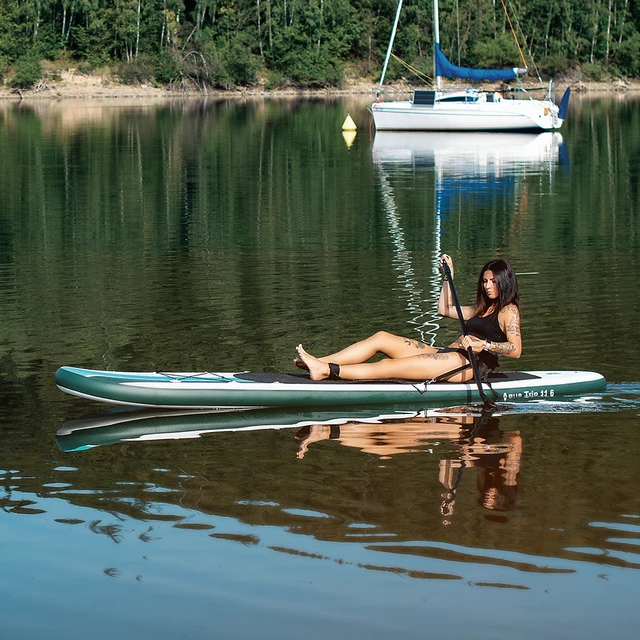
[296,255,522,382]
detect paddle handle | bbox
[442,261,469,338]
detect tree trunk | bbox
[135,0,142,59]
[590,3,600,65]
[257,0,263,57]
[604,0,612,64]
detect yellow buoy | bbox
[342,130,357,148]
[342,114,357,131]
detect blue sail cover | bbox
[435,43,518,81]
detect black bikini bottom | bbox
[436,347,495,382]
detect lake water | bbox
[1,94,639,639]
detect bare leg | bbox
[294,331,436,369]
[296,344,474,383]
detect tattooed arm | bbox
[485,304,522,359]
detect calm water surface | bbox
[1,94,639,639]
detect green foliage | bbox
[0,2,28,61]
[212,34,262,87]
[472,34,520,68]
[117,55,156,85]
[153,51,182,85]
[70,19,113,68]
[538,54,569,79]
[32,23,63,60]
[263,69,286,90]
[9,55,42,88]
[580,61,608,81]
[266,0,355,87]
[270,31,346,87]
[613,32,640,76]
[0,0,639,86]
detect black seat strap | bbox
[430,362,473,384]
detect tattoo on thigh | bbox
[403,338,427,350]
[418,352,449,361]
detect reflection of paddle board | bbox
[55,366,606,410]
[56,392,608,453]
[56,405,425,452]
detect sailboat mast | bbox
[434,0,441,90]
[377,0,404,98]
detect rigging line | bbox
[376,163,440,345]
[503,0,543,83]
[499,0,529,72]
[390,53,433,84]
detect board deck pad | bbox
[234,371,542,385]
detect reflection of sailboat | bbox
[372,131,562,171]
[373,131,563,343]
[372,0,570,131]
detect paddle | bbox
[441,260,496,410]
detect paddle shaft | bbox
[441,262,496,408]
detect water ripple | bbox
[366,541,576,575]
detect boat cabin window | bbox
[412,90,436,107]
[439,94,479,103]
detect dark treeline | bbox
[1,0,640,89]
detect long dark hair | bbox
[475,259,519,316]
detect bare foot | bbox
[296,345,330,381]
[293,356,309,371]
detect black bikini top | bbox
[465,314,508,343]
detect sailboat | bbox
[371,0,570,132]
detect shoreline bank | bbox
[1,70,639,102]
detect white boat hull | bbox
[372,98,563,132]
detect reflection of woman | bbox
[438,417,522,515]
[296,412,522,514]
[295,416,467,459]
[475,426,522,512]
[296,255,522,382]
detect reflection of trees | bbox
[0,98,405,376]
[1,98,639,379]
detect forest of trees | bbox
[1,0,639,90]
